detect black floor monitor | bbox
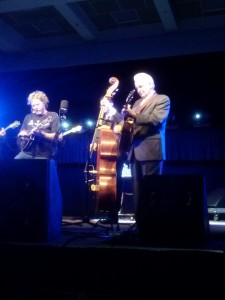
[136,174,209,246]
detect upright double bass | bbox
[90,77,119,212]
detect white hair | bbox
[133,72,155,89]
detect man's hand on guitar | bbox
[58,133,63,141]
[32,129,44,139]
[121,105,137,120]
[0,128,6,137]
[18,130,30,137]
[113,124,122,134]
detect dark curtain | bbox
[55,128,225,164]
[1,127,225,163]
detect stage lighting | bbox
[86,120,94,128]
[61,120,70,130]
[191,111,210,128]
[194,113,201,120]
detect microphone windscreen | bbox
[60,100,68,109]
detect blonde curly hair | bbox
[27,90,49,108]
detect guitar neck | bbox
[62,129,73,137]
[4,126,11,131]
[61,126,82,137]
[4,121,20,131]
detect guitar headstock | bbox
[9,121,21,129]
[125,89,135,103]
[70,125,82,133]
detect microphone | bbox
[60,100,68,114]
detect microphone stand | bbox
[58,103,97,227]
[52,109,66,158]
[83,128,96,223]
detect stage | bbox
[0,215,225,300]
[0,159,225,299]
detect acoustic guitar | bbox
[17,116,53,151]
[18,120,82,151]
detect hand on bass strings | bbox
[100,97,111,107]
[90,142,97,152]
[100,97,116,116]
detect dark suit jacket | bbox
[113,93,170,162]
[130,93,170,161]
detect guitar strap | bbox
[132,92,158,115]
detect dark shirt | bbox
[17,111,60,159]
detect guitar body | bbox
[17,135,34,151]
[18,125,82,151]
[95,127,118,212]
[118,118,134,152]
[17,116,53,152]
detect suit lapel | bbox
[132,93,158,114]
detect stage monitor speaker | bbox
[0,159,62,242]
[136,175,209,246]
[207,187,225,221]
[207,187,225,208]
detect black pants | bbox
[131,158,163,216]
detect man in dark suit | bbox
[103,72,170,218]
[122,72,170,215]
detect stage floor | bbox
[50,215,225,250]
[1,214,225,249]
[0,216,225,300]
